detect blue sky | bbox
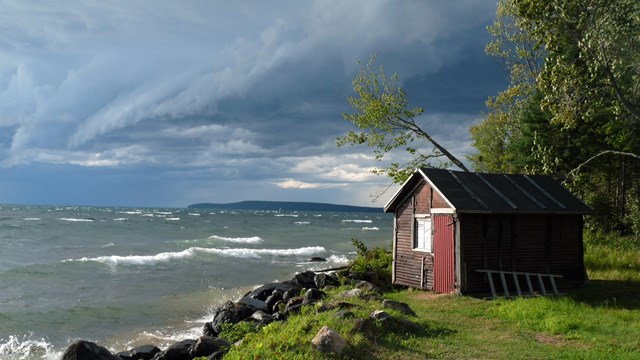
[0,0,507,208]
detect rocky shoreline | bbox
[60,267,415,360]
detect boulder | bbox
[314,273,339,289]
[304,288,325,303]
[244,283,279,301]
[116,344,161,360]
[286,297,303,308]
[338,288,363,299]
[203,321,216,337]
[371,310,391,322]
[265,292,283,313]
[61,340,120,360]
[333,310,355,319]
[355,280,381,294]
[190,336,230,358]
[311,326,347,354]
[292,271,318,289]
[282,285,303,302]
[207,301,254,335]
[238,297,269,312]
[283,303,305,316]
[382,299,417,317]
[151,339,194,360]
[249,310,274,325]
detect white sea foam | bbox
[188,213,201,216]
[326,254,351,265]
[165,217,181,221]
[341,219,372,223]
[23,218,41,221]
[64,246,326,266]
[274,214,299,217]
[208,235,263,244]
[362,227,379,231]
[58,218,93,222]
[0,334,57,360]
[294,221,310,225]
[113,218,128,221]
[101,242,115,248]
[117,211,142,215]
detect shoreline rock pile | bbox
[61,270,343,360]
[60,267,417,359]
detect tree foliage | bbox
[338,56,469,184]
[471,0,640,235]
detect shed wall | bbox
[393,181,451,289]
[460,213,585,294]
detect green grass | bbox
[219,232,640,359]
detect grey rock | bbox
[208,301,254,335]
[238,297,269,312]
[190,336,230,358]
[355,280,380,294]
[61,340,120,360]
[304,288,325,302]
[116,344,161,360]
[311,326,347,354]
[338,288,363,298]
[314,273,339,289]
[371,310,391,321]
[249,310,274,325]
[382,299,417,317]
[151,339,195,360]
[333,310,355,319]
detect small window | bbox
[414,216,432,252]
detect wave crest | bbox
[64,246,326,266]
[208,235,263,244]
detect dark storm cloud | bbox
[0,0,506,207]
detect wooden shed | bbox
[384,168,592,296]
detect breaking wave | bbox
[208,235,263,244]
[58,218,94,222]
[341,219,372,223]
[63,246,326,266]
[0,334,59,360]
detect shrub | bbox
[348,238,393,287]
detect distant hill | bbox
[187,200,382,213]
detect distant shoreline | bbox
[188,200,383,213]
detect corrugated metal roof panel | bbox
[384,168,592,214]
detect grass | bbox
[216,232,640,359]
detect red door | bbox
[433,215,455,293]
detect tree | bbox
[468,0,548,173]
[472,0,640,235]
[516,0,640,128]
[337,57,469,184]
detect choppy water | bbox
[0,205,391,359]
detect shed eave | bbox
[454,209,593,215]
[383,170,422,212]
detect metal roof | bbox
[384,168,592,214]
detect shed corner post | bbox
[392,210,398,285]
[454,212,464,294]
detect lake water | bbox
[0,205,392,359]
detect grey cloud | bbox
[0,0,505,206]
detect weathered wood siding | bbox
[460,213,585,294]
[392,181,452,289]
